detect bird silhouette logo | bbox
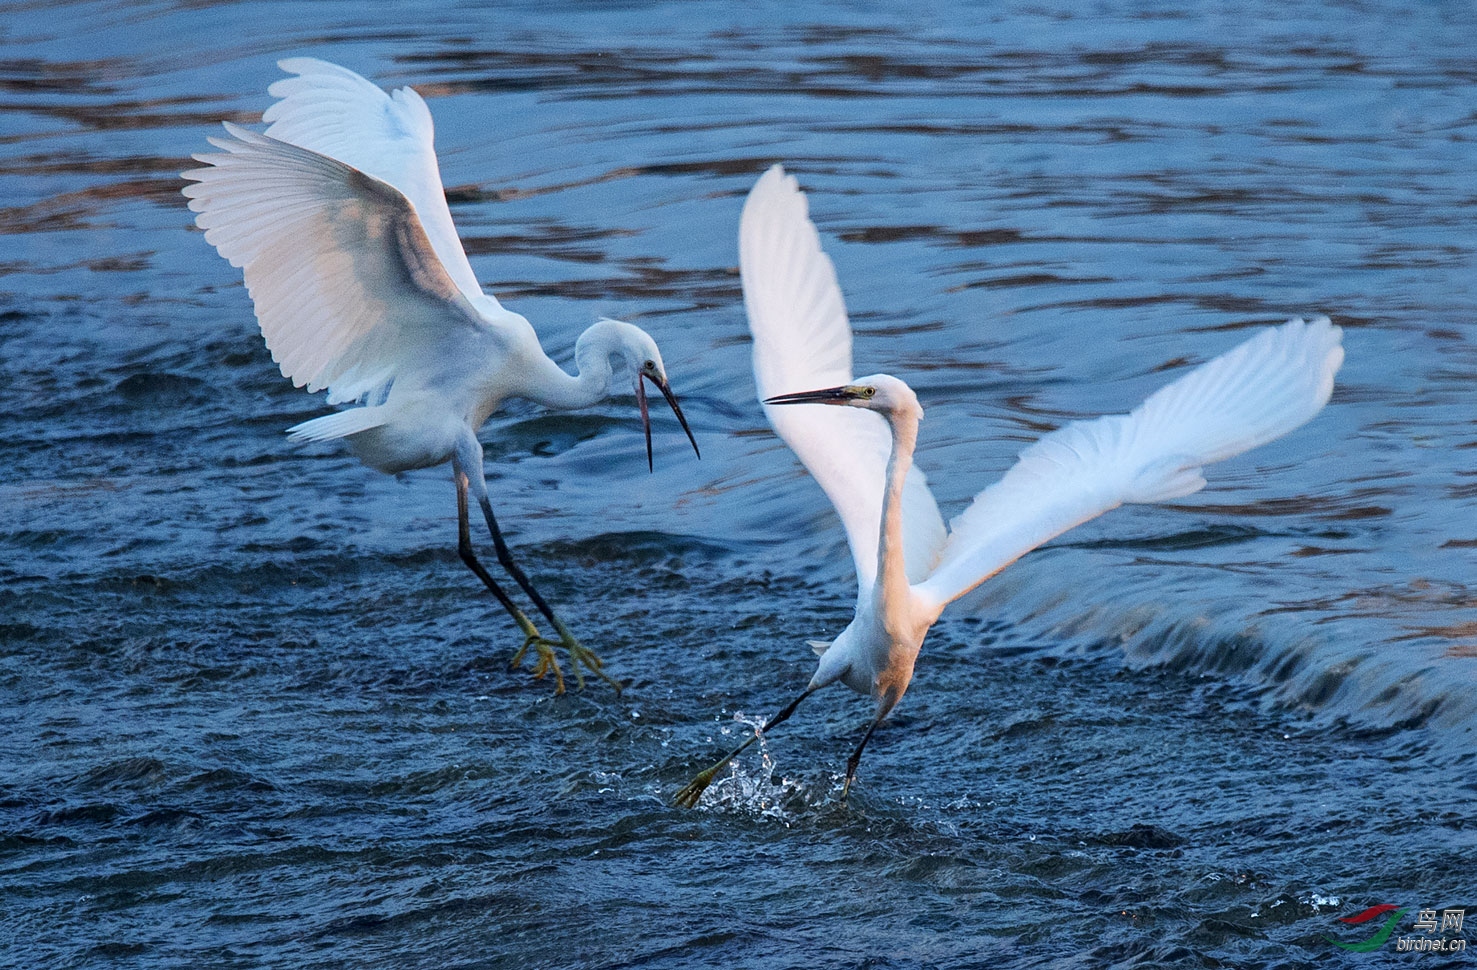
[1324,904,1407,952]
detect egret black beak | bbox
[637,372,701,471]
[764,385,863,406]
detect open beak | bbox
[764,385,863,406]
[637,372,701,471]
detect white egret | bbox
[675,165,1343,805]
[181,59,699,694]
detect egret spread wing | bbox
[741,165,946,592]
[914,317,1344,612]
[182,123,497,404]
[263,58,494,312]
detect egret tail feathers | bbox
[287,407,389,442]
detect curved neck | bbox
[876,406,920,613]
[517,328,620,411]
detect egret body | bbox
[675,165,1343,804]
[182,59,699,693]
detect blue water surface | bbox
[1,1,1474,967]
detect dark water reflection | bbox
[2,2,1475,968]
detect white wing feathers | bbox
[739,167,1341,619]
[742,166,852,392]
[263,58,493,309]
[181,123,489,404]
[913,317,1344,612]
[741,165,947,593]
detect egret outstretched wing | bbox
[262,58,492,310]
[913,317,1344,613]
[182,123,500,403]
[741,165,947,592]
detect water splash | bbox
[696,712,811,822]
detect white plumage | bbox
[740,169,947,590]
[263,58,488,308]
[676,164,1343,804]
[185,121,487,405]
[182,59,700,694]
[916,315,1343,611]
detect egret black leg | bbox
[841,717,884,801]
[455,471,566,693]
[476,496,565,631]
[476,494,621,693]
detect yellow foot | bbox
[673,765,719,809]
[542,612,623,695]
[564,640,623,695]
[509,634,567,695]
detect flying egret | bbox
[674,165,1343,805]
[181,58,699,694]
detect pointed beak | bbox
[638,371,700,471]
[764,385,862,406]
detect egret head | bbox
[765,373,921,420]
[586,318,700,470]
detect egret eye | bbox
[860,387,876,399]
[644,359,657,372]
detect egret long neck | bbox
[876,406,920,615]
[517,353,611,411]
[513,327,619,411]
